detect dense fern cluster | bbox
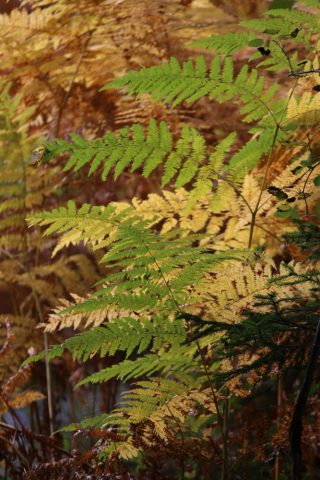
[9,0,320,478]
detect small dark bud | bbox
[268,186,288,200]
[290,28,299,38]
[268,186,281,195]
[258,46,271,56]
[291,165,303,175]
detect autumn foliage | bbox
[0,1,320,479]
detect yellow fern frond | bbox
[1,390,45,413]
[287,91,320,126]
[193,262,313,327]
[44,295,108,332]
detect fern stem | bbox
[167,404,185,479]
[221,394,230,480]
[248,123,279,249]
[274,375,283,480]
[290,317,320,480]
[273,40,294,75]
[43,332,54,436]
[54,12,107,137]
[54,35,91,137]
[248,78,299,249]
[32,291,54,438]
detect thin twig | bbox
[289,68,320,77]
[53,11,107,137]
[54,30,95,137]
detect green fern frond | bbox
[240,5,320,72]
[184,132,236,210]
[61,380,215,460]
[227,129,274,180]
[102,56,278,125]
[23,316,186,366]
[250,42,299,73]
[27,201,135,255]
[97,376,204,438]
[77,348,196,386]
[43,123,279,209]
[22,344,64,366]
[60,377,198,450]
[191,32,260,55]
[96,222,251,302]
[119,377,196,415]
[242,6,319,41]
[29,200,252,315]
[44,120,207,185]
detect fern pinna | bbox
[25,1,320,478]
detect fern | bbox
[242,5,319,41]
[77,348,196,386]
[191,31,261,55]
[28,205,252,314]
[286,91,320,126]
[210,264,320,388]
[28,200,135,255]
[43,124,278,216]
[102,56,280,126]
[19,1,320,475]
[115,376,200,427]
[192,5,320,74]
[23,316,187,365]
[44,120,207,184]
[0,82,37,252]
[42,294,112,332]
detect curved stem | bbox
[248,124,280,248]
[248,77,299,249]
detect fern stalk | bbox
[221,394,230,480]
[167,404,186,480]
[248,77,299,249]
[54,13,105,137]
[274,375,283,480]
[290,318,320,480]
[248,123,280,249]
